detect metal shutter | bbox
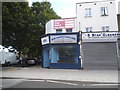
[82,42,118,70]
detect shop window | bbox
[101,7,108,16]
[102,26,109,32]
[57,46,76,63]
[56,29,62,33]
[85,8,92,17]
[86,27,92,32]
[66,28,72,33]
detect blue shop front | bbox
[41,32,81,69]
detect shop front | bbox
[41,33,81,69]
[82,31,120,70]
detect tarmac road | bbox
[1,78,119,89]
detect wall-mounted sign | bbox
[82,32,120,39]
[50,35,77,43]
[41,36,49,45]
[54,18,75,29]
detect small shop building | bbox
[41,18,81,69]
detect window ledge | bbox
[101,15,109,17]
[85,16,92,18]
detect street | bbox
[1,78,118,88]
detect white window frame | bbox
[56,29,62,33]
[85,8,92,17]
[86,27,92,32]
[102,26,109,32]
[66,28,72,33]
[101,7,108,16]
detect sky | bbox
[27,0,120,18]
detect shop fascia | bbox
[82,31,120,39]
[41,33,79,45]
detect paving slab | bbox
[1,67,118,83]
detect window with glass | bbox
[66,28,72,33]
[102,26,109,32]
[85,8,92,17]
[56,29,62,33]
[58,46,77,63]
[101,7,108,16]
[86,27,92,32]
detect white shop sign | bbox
[41,36,49,45]
[82,32,120,39]
[50,35,77,43]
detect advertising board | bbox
[41,36,49,45]
[50,35,77,44]
[54,18,75,29]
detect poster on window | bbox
[54,18,75,29]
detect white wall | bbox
[76,0,118,32]
[118,1,120,14]
[45,20,54,34]
[45,18,78,34]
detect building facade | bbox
[45,18,78,34]
[41,18,81,69]
[82,31,119,70]
[76,0,118,32]
[118,1,120,14]
[118,1,120,31]
[41,0,120,69]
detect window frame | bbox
[56,29,62,33]
[101,7,108,16]
[85,27,92,32]
[85,8,92,17]
[66,28,72,33]
[102,26,109,32]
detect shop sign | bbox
[54,18,75,29]
[50,35,77,43]
[82,32,120,39]
[41,36,49,45]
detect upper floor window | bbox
[85,8,92,17]
[56,29,62,33]
[102,26,109,31]
[101,7,108,16]
[66,28,72,33]
[86,27,92,32]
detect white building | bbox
[118,1,120,14]
[76,0,118,32]
[45,18,78,34]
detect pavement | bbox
[1,65,119,83]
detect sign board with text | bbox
[41,36,49,45]
[82,32,120,42]
[54,18,75,29]
[50,35,77,44]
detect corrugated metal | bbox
[82,42,118,70]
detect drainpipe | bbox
[80,31,83,70]
[79,22,83,70]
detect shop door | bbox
[43,48,50,67]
